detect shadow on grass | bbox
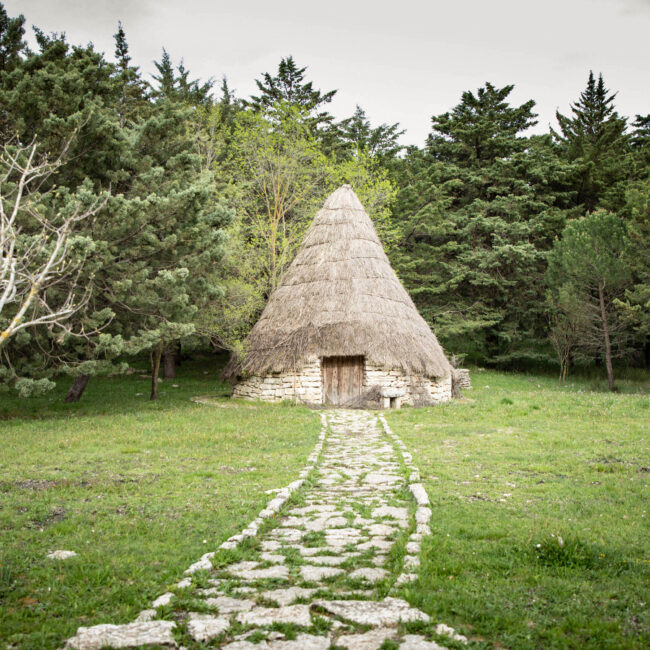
[0,354,233,422]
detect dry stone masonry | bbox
[233,358,452,407]
[64,411,468,650]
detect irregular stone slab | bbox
[406,542,421,554]
[65,621,177,649]
[409,483,430,506]
[261,587,316,606]
[134,609,156,622]
[282,516,310,527]
[336,628,397,649]
[363,472,402,486]
[261,540,282,551]
[237,604,312,626]
[415,507,432,525]
[261,553,286,563]
[47,550,77,560]
[297,546,325,556]
[290,505,337,515]
[357,540,393,552]
[372,506,409,521]
[435,623,468,644]
[230,565,289,580]
[304,555,347,566]
[151,592,173,608]
[403,555,420,569]
[223,633,329,649]
[300,565,345,581]
[185,556,213,574]
[272,528,304,542]
[312,598,429,626]
[349,567,389,582]
[400,635,448,650]
[367,523,396,537]
[175,577,192,589]
[227,561,259,572]
[187,613,230,642]
[204,596,255,614]
[395,573,418,585]
[197,586,222,596]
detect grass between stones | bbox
[0,357,320,649]
[386,368,650,649]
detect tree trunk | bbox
[64,374,90,403]
[162,345,177,379]
[598,281,616,392]
[150,342,163,401]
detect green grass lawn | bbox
[1,360,648,649]
[386,368,650,649]
[0,356,320,649]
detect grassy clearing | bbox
[0,356,320,649]
[386,368,650,649]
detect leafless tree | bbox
[0,138,108,349]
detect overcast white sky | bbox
[6,0,650,145]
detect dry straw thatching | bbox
[225,184,451,380]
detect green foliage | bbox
[553,71,629,212]
[0,2,26,74]
[393,84,572,364]
[547,211,634,388]
[246,55,336,134]
[150,48,213,105]
[615,178,650,338]
[335,105,405,162]
[386,369,649,648]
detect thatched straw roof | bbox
[226,185,451,379]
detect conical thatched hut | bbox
[227,185,453,407]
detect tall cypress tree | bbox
[553,72,629,212]
[113,22,147,126]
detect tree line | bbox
[0,4,647,399]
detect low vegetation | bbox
[387,368,650,649]
[1,364,647,648]
[0,357,320,648]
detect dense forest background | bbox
[1,4,648,400]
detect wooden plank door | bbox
[322,356,364,405]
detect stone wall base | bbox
[232,358,452,407]
[232,357,322,404]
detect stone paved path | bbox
[65,411,467,650]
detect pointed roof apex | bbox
[322,184,365,211]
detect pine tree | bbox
[150,49,213,105]
[0,31,233,399]
[393,83,572,363]
[337,105,404,161]
[547,211,633,390]
[113,21,146,126]
[246,55,336,133]
[553,72,629,212]
[0,2,26,73]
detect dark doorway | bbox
[321,356,364,405]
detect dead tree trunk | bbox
[150,342,163,401]
[598,281,616,392]
[64,374,90,403]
